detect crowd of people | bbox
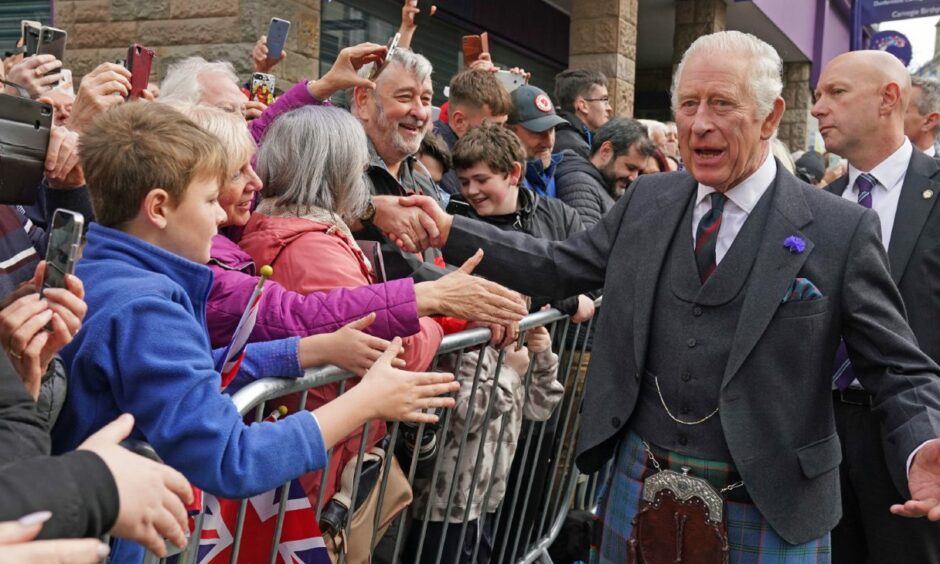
[3,1,940,563]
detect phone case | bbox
[369,33,401,81]
[37,26,67,61]
[126,44,155,100]
[267,18,290,61]
[22,21,41,56]
[250,73,276,105]
[0,94,51,205]
[42,210,84,294]
[462,32,489,67]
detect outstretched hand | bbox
[892,439,940,520]
[416,249,528,324]
[309,42,388,100]
[360,337,457,423]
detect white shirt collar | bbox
[696,148,777,214]
[847,138,911,192]
[925,144,936,157]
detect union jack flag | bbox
[197,480,331,564]
[217,265,272,388]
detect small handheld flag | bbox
[217,265,273,389]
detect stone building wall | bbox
[54,0,320,89]
[568,0,639,117]
[778,61,812,152]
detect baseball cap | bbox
[508,85,566,133]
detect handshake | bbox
[367,194,454,254]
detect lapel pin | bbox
[783,235,806,254]
[924,189,935,200]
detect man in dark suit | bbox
[398,31,940,562]
[813,50,940,563]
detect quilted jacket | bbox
[206,234,420,348]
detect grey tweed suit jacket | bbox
[442,165,940,545]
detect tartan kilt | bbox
[590,430,831,564]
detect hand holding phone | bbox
[462,32,489,67]
[369,33,402,82]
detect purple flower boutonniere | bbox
[783,236,806,254]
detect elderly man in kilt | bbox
[399,30,940,563]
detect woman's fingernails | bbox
[18,510,52,527]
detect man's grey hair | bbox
[911,76,940,118]
[160,57,240,104]
[637,119,667,139]
[671,31,783,119]
[256,106,370,222]
[591,117,656,158]
[357,47,433,88]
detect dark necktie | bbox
[695,192,726,282]
[832,173,878,390]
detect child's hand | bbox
[504,344,531,377]
[525,326,551,354]
[299,313,405,376]
[362,337,457,423]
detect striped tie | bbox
[855,172,876,209]
[695,192,726,282]
[832,173,878,390]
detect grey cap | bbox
[508,85,566,133]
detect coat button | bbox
[611,417,622,428]
[681,371,691,382]
[687,338,697,348]
[693,306,703,317]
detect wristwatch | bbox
[359,198,377,224]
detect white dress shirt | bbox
[842,139,911,249]
[692,150,777,260]
[924,144,936,158]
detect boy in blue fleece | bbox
[51,103,457,562]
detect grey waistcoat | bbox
[630,185,775,461]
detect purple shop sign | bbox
[869,30,913,65]
[862,0,940,25]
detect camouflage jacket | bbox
[411,346,562,523]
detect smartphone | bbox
[22,20,41,56]
[126,44,155,100]
[41,210,84,296]
[462,32,489,67]
[445,198,472,217]
[37,26,67,61]
[266,17,290,61]
[495,70,525,93]
[249,72,276,105]
[369,33,401,82]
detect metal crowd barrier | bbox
[141,298,603,564]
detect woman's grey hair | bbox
[671,31,783,120]
[160,57,240,104]
[256,106,370,222]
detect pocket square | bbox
[782,277,824,303]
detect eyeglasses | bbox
[583,96,610,103]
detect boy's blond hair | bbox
[79,103,229,228]
[452,122,526,176]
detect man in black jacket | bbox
[553,69,612,158]
[555,118,655,226]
